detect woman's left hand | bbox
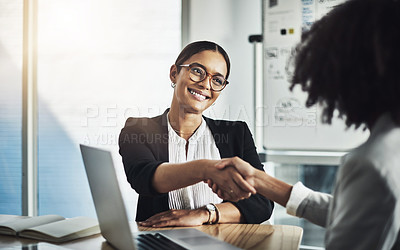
[138,209,209,228]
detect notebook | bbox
[80,144,240,250]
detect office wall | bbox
[184,0,262,134]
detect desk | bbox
[0,223,303,250]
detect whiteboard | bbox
[262,0,368,151]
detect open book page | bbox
[0,215,64,236]
[0,215,27,224]
[18,217,100,243]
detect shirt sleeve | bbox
[286,182,332,227]
[286,182,313,216]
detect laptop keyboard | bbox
[136,233,188,250]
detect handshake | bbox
[143,156,290,227]
[203,157,264,202]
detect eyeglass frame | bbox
[178,63,229,92]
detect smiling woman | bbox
[170,50,225,120]
[118,41,274,227]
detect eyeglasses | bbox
[179,63,229,92]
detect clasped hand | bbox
[139,157,257,228]
[205,157,257,201]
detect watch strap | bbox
[211,203,220,224]
[206,206,212,224]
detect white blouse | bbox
[167,115,223,210]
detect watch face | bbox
[206,204,215,211]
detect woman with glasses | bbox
[119,41,273,227]
[211,0,400,248]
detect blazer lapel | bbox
[204,116,231,158]
[152,109,169,162]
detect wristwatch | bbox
[205,203,219,224]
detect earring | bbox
[171,82,176,88]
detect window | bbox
[272,163,338,248]
[0,0,23,215]
[36,0,181,218]
[0,0,181,218]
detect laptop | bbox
[80,144,240,250]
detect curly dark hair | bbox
[290,0,400,129]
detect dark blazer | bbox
[119,109,274,222]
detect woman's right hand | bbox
[205,157,258,201]
[203,160,256,201]
[210,157,293,207]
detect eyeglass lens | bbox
[189,66,226,90]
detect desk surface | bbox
[0,223,303,250]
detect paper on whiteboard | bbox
[263,0,368,151]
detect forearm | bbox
[139,202,244,227]
[152,159,214,193]
[215,202,244,223]
[254,170,293,208]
